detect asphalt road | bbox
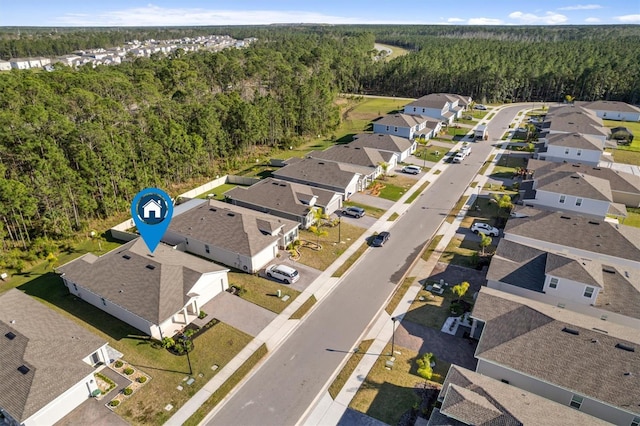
[205,106,522,426]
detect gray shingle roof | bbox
[406,93,467,109]
[545,253,603,288]
[57,239,226,325]
[486,240,547,292]
[543,106,608,136]
[308,145,394,168]
[0,289,105,423]
[168,199,298,256]
[473,287,640,415]
[374,114,424,129]
[439,365,612,426]
[534,171,612,201]
[225,177,339,217]
[504,208,640,263]
[350,133,413,153]
[527,160,640,196]
[273,158,365,189]
[578,100,640,114]
[545,132,603,150]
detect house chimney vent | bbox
[615,343,635,352]
[5,332,16,340]
[562,327,580,336]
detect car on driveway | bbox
[342,206,365,218]
[371,231,390,247]
[474,104,487,110]
[470,222,500,237]
[402,165,421,175]
[266,264,300,284]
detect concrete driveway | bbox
[348,192,395,210]
[259,260,322,293]
[200,292,276,337]
[336,211,377,230]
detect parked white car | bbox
[402,165,421,175]
[474,104,487,110]
[470,222,500,237]
[460,144,472,156]
[452,152,466,163]
[266,264,300,284]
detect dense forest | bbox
[0,25,639,267]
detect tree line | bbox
[0,30,374,268]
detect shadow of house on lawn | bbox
[19,272,143,342]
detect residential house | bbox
[504,206,640,270]
[372,114,441,141]
[163,199,299,273]
[225,177,342,228]
[307,144,396,180]
[272,157,365,199]
[540,105,609,145]
[470,287,640,425]
[0,289,110,426]
[54,54,81,66]
[579,100,640,122]
[0,60,11,71]
[350,133,417,162]
[535,132,604,165]
[519,168,620,219]
[57,239,230,340]
[403,93,468,124]
[526,159,640,208]
[430,365,611,426]
[487,239,640,328]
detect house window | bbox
[205,244,210,254]
[577,149,582,156]
[584,286,595,298]
[394,126,398,132]
[631,416,640,426]
[422,108,425,113]
[575,198,583,207]
[386,126,389,131]
[413,107,416,112]
[565,148,570,155]
[549,278,558,289]
[500,379,510,384]
[73,283,78,291]
[570,395,583,409]
[101,298,106,306]
[185,238,189,245]
[559,195,566,204]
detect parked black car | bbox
[372,231,390,247]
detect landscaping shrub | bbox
[123,367,134,375]
[198,310,207,319]
[137,376,147,384]
[109,400,120,407]
[114,360,123,368]
[123,387,133,396]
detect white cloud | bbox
[467,17,504,25]
[615,14,640,23]
[584,17,601,23]
[53,4,429,26]
[508,11,568,24]
[558,4,603,11]
[447,18,465,23]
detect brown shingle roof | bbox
[374,114,424,129]
[168,199,298,256]
[473,288,640,415]
[579,100,640,114]
[545,132,603,150]
[0,289,105,422]
[350,133,413,153]
[308,145,394,168]
[273,158,365,189]
[57,239,226,325]
[534,171,612,201]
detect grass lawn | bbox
[289,295,317,320]
[404,286,474,330]
[342,200,386,219]
[349,343,448,425]
[471,110,489,120]
[478,154,495,175]
[445,196,469,224]
[604,120,640,151]
[385,276,416,315]
[333,96,413,141]
[388,212,399,221]
[372,175,417,201]
[421,235,444,262]
[297,222,367,271]
[17,272,252,425]
[374,43,410,61]
[440,237,496,268]
[228,271,300,314]
[415,144,449,162]
[463,197,503,228]
[405,182,430,204]
[609,149,640,165]
[332,242,369,278]
[197,183,239,200]
[622,207,640,228]
[328,339,375,399]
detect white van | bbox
[266,264,300,284]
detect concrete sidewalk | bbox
[167,119,509,426]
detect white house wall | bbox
[23,371,99,426]
[189,272,229,303]
[594,110,640,122]
[542,274,600,304]
[476,359,637,425]
[613,190,640,208]
[529,190,610,218]
[372,123,413,139]
[543,146,601,166]
[63,278,155,337]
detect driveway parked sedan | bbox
[371,231,390,247]
[342,206,365,218]
[470,222,500,237]
[402,165,421,175]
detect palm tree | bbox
[309,207,328,249]
[378,162,390,180]
[451,281,470,302]
[479,232,492,255]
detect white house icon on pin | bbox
[142,199,163,219]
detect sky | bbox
[0,0,639,27]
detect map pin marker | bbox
[131,188,174,253]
